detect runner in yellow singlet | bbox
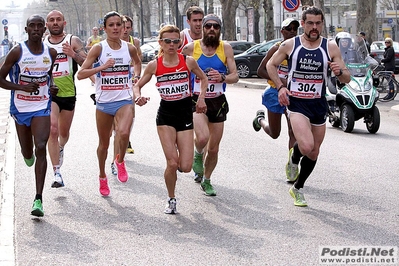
[86,27,102,51]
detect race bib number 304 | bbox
[290,71,323,99]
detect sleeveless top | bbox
[287,36,331,99]
[9,41,53,114]
[191,40,227,98]
[44,34,77,97]
[267,41,289,88]
[93,40,133,104]
[177,29,193,53]
[90,35,101,46]
[155,53,191,101]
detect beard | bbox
[203,31,221,48]
[304,30,320,41]
[49,27,64,36]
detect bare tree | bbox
[208,0,215,14]
[220,0,240,40]
[357,0,376,43]
[313,0,328,37]
[262,0,274,40]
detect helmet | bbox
[335,32,352,47]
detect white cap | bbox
[281,18,299,30]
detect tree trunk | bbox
[301,0,314,7]
[263,0,274,41]
[253,7,261,43]
[313,0,328,37]
[220,0,240,40]
[356,0,376,43]
[208,0,214,14]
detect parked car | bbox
[369,40,399,73]
[140,41,159,62]
[234,38,282,78]
[226,41,257,55]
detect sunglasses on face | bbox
[161,38,180,44]
[284,26,298,31]
[385,41,390,44]
[204,23,221,30]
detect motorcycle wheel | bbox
[340,104,355,133]
[366,105,380,134]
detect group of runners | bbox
[0,5,351,217]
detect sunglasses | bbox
[204,23,221,30]
[161,38,180,44]
[284,26,298,31]
[385,41,391,44]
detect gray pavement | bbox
[0,76,399,265]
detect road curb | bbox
[235,80,266,90]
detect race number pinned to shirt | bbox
[290,70,323,99]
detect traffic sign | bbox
[284,12,299,20]
[388,18,393,25]
[2,19,8,26]
[283,0,300,12]
[98,18,104,25]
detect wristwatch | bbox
[220,73,226,82]
[336,69,343,76]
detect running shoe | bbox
[201,179,217,196]
[90,93,96,105]
[59,146,64,167]
[99,177,110,196]
[383,94,394,101]
[111,163,117,176]
[289,186,307,207]
[164,198,177,214]
[31,199,44,217]
[114,154,129,183]
[192,151,204,176]
[285,148,299,182]
[252,110,265,132]
[126,141,134,154]
[194,173,202,183]
[24,155,35,167]
[51,172,65,188]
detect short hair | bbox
[46,10,65,22]
[301,6,324,22]
[186,6,204,20]
[123,15,133,26]
[103,11,121,28]
[27,14,45,26]
[359,31,366,37]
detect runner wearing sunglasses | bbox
[182,14,239,196]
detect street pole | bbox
[140,0,144,44]
[330,0,333,35]
[175,0,179,29]
[396,0,398,40]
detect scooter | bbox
[326,33,380,133]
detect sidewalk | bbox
[0,89,11,214]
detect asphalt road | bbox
[1,77,399,265]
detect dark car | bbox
[234,38,282,78]
[226,41,257,55]
[369,40,399,73]
[140,41,160,62]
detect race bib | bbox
[52,53,70,78]
[194,77,223,98]
[290,71,323,99]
